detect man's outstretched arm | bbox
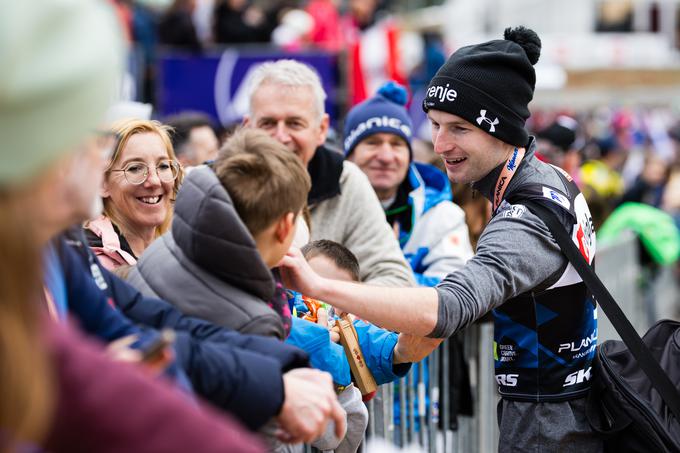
[281,202,570,341]
[280,247,440,337]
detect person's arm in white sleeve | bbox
[406,201,474,286]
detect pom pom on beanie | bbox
[377,81,409,106]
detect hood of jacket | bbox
[171,165,275,301]
[407,162,452,222]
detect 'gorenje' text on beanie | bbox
[422,26,541,148]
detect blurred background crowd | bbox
[112,0,680,260]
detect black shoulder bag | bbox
[524,200,680,453]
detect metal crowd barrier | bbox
[592,232,680,342]
[358,320,499,453]
[305,234,679,453]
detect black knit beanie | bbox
[537,120,577,151]
[422,26,541,148]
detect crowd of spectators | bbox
[110,0,434,106]
[113,0,680,250]
[527,107,680,257]
[4,1,680,452]
[114,0,394,49]
[0,1,446,449]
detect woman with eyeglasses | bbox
[85,119,184,270]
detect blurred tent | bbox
[598,201,680,265]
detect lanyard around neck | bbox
[493,147,525,213]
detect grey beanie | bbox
[0,0,124,186]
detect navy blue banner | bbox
[156,48,341,127]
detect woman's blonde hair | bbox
[0,188,54,451]
[104,119,184,238]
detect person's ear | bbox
[100,178,111,198]
[316,113,330,146]
[274,212,296,243]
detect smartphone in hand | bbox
[139,329,176,363]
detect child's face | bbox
[306,255,356,282]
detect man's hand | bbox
[278,247,326,298]
[392,333,444,364]
[276,368,346,444]
[106,334,174,377]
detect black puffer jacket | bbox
[64,227,309,429]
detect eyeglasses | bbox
[110,160,181,185]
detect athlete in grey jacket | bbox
[280,27,602,452]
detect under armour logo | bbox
[476,110,499,133]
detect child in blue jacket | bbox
[286,240,413,387]
[284,239,413,452]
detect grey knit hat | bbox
[0,0,124,186]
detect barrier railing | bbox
[355,233,679,452]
